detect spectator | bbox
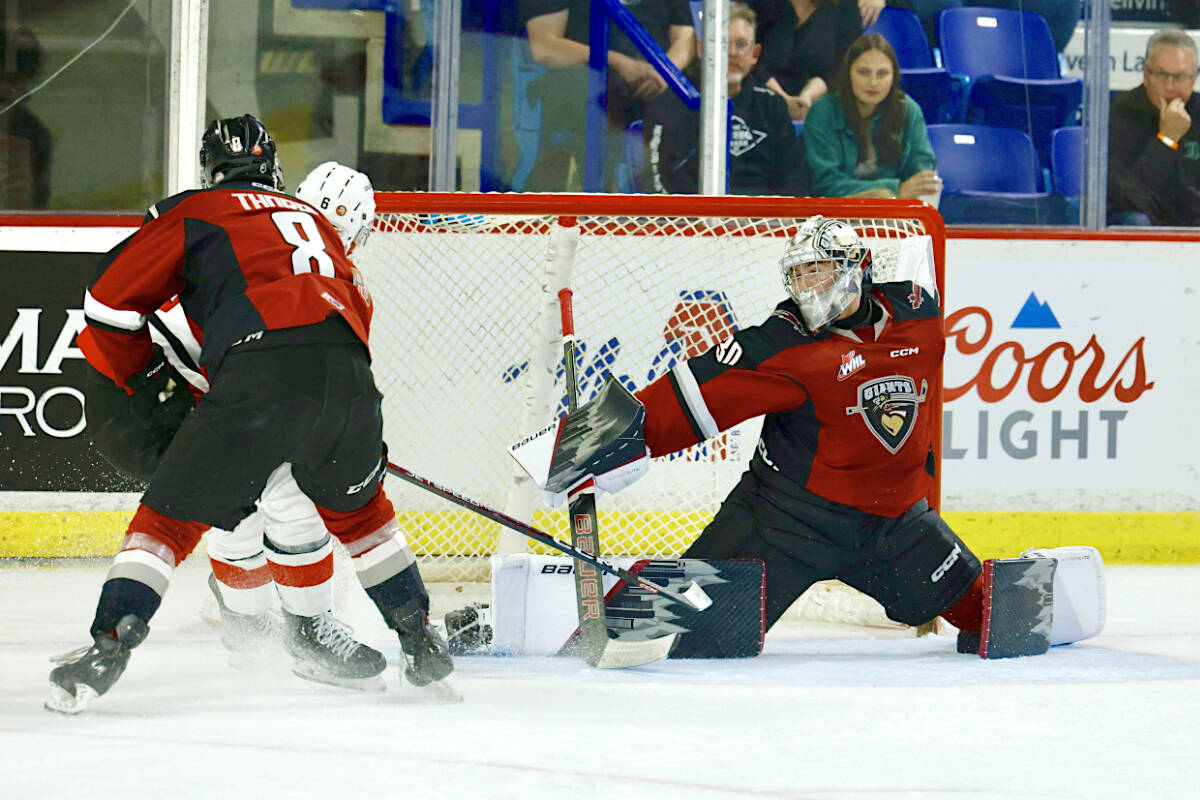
[803,33,940,199]
[644,2,807,195]
[753,0,863,121]
[0,26,51,208]
[522,0,695,191]
[1108,28,1200,227]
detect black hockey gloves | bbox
[126,344,193,441]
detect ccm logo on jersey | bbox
[714,336,743,366]
[931,543,962,582]
[889,347,919,358]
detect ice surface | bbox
[1,563,1197,799]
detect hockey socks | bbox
[956,556,1056,659]
[91,578,161,639]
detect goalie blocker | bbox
[508,377,650,506]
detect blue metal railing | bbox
[585,0,701,192]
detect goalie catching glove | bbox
[508,376,650,506]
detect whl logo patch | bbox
[837,350,865,382]
[844,375,928,453]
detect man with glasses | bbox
[1109,28,1200,226]
[643,2,806,195]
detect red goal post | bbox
[363,193,946,584]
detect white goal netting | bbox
[359,194,944,585]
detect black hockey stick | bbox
[383,461,712,613]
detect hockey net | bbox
[362,194,946,623]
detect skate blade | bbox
[44,683,97,715]
[400,676,463,705]
[290,663,386,693]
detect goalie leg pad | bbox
[960,556,1056,659]
[1022,545,1106,645]
[489,554,765,658]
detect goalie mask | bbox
[199,114,283,190]
[296,162,376,254]
[779,216,872,333]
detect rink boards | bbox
[0,224,1197,563]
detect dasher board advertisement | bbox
[940,238,1194,511]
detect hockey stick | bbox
[555,285,615,665]
[384,461,712,613]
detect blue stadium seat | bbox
[938,8,1082,166]
[866,8,958,124]
[1050,125,1083,223]
[900,69,959,125]
[866,7,934,69]
[793,120,804,137]
[927,124,1068,224]
[689,0,702,34]
[1049,126,1083,196]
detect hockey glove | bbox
[509,376,650,506]
[125,344,193,439]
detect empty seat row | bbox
[929,124,1083,224]
[865,6,1081,168]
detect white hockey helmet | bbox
[779,216,872,333]
[296,161,376,254]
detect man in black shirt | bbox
[522,0,695,191]
[1108,27,1200,226]
[644,2,807,195]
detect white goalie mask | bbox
[779,216,872,333]
[296,162,376,254]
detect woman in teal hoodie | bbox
[803,34,941,200]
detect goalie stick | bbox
[556,284,617,665]
[384,461,712,614]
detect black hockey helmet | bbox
[199,114,284,190]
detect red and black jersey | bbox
[82,182,373,390]
[636,282,944,518]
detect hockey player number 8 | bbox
[271,210,336,278]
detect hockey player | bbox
[47,118,452,714]
[79,161,388,686]
[199,162,382,672]
[82,304,388,690]
[515,217,1102,657]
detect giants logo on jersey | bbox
[844,375,928,453]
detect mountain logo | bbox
[1012,292,1061,329]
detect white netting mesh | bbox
[359,197,940,582]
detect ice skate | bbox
[45,615,149,715]
[395,616,460,702]
[282,610,386,691]
[208,574,282,668]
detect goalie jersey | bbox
[635,281,944,518]
[82,182,373,390]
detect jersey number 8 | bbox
[272,210,335,278]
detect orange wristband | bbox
[1158,133,1179,150]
